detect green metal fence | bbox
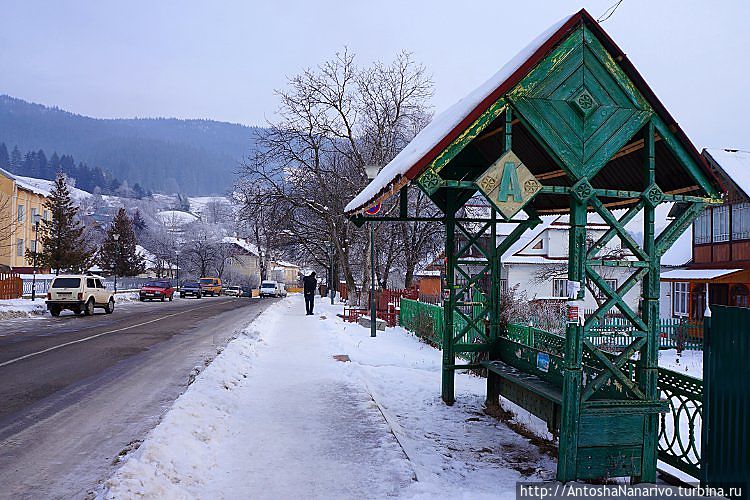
[400,299,705,479]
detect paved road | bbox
[0,295,277,499]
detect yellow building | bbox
[0,169,50,272]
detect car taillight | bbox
[77,292,83,300]
[46,292,51,300]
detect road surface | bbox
[0,295,276,499]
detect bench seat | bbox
[481,359,563,432]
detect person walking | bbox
[303,271,317,315]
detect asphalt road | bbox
[0,294,277,499]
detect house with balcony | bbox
[661,148,750,319]
[0,168,50,273]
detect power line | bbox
[598,0,624,23]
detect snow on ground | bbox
[0,298,47,320]
[104,296,555,499]
[659,349,703,379]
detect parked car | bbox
[139,280,174,301]
[180,281,203,299]
[240,286,253,297]
[46,274,115,317]
[199,277,222,296]
[223,285,242,297]
[260,280,287,298]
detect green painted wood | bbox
[578,414,645,447]
[576,446,643,479]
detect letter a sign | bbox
[476,150,541,219]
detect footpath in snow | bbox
[104,295,555,499]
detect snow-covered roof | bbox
[661,269,742,281]
[345,14,573,214]
[222,236,260,256]
[0,169,91,200]
[416,270,441,277]
[704,148,750,197]
[274,260,300,269]
[155,210,199,226]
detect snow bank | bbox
[0,298,47,320]
[105,297,556,499]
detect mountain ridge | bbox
[0,95,262,195]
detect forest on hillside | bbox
[0,95,262,195]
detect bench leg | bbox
[485,372,500,408]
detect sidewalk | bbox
[105,296,555,499]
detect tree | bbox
[35,173,93,274]
[183,223,219,277]
[10,146,22,171]
[98,208,146,277]
[236,49,434,303]
[0,143,9,170]
[132,209,147,235]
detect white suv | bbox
[46,274,116,317]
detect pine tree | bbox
[98,208,145,277]
[10,146,22,171]
[36,173,94,274]
[132,209,147,234]
[0,143,9,170]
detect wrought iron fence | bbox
[399,298,705,479]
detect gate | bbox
[702,306,749,499]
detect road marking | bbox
[0,299,239,369]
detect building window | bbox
[31,240,37,252]
[43,209,49,221]
[732,203,750,240]
[712,205,729,242]
[731,284,748,308]
[694,209,711,244]
[500,279,508,293]
[16,238,24,257]
[17,205,25,223]
[30,207,38,223]
[552,278,568,298]
[673,282,689,317]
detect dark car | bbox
[139,280,175,302]
[240,286,253,298]
[180,281,202,299]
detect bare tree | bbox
[183,223,219,277]
[236,49,434,303]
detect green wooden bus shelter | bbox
[346,9,721,483]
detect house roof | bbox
[703,148,750,199]
[345,8,717,215]
[661,269,742,281]
[222,236,261,256]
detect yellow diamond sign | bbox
[476,150,541,219]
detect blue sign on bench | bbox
[537,352,550,373]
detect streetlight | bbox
[112,233,120,293]
[175,247,180,293]
[31,213,41,301]
[364,164,380,338]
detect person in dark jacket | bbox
[303,271,317,315]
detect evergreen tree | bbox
[0,143,9,170]
[10,146,22,171]
[36,150,48,178]
[132,209,147,234]
[98,208,145,277]
[36,173,93,274]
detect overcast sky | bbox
[1,0,747,150]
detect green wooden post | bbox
[486,208,501,407]
[638,121,660,482]
[558,195,587,482]
[442,191,457,405]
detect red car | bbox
[139,280,175,302]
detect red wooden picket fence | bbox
[0,272,23,299]
[341,287,419,328]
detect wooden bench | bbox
[481,359,563,433]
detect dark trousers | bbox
[304,293,315,315]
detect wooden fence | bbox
[0,272,23,299]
